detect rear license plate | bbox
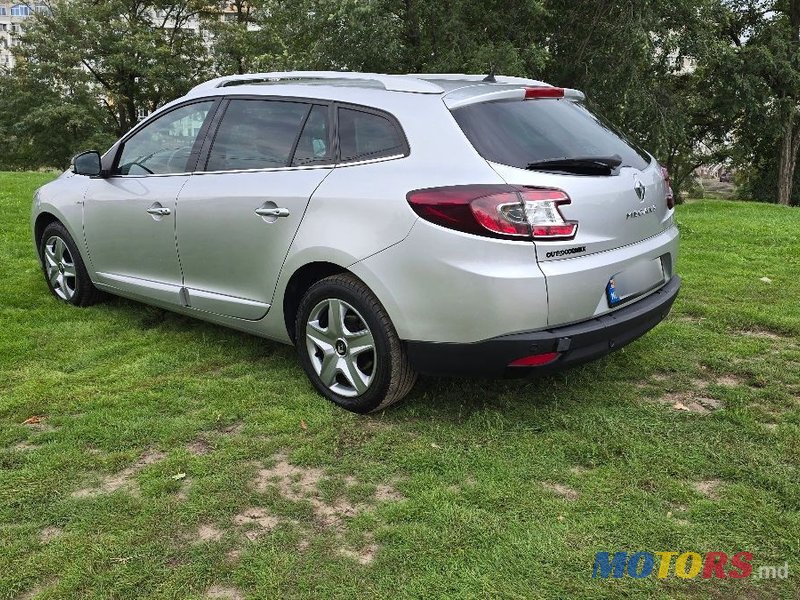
[607,257,666,308]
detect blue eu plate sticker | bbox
[607,278,621,307]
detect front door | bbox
[83,100,216,305]
[176,99,334,320]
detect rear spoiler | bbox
[444,86,586,110]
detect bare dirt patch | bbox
[232,507,283,541]
[691,479,723,500]
[218,421,244,435]
[652,392,723,415]
[13,441,38,452]
[16,579,58,600]
[194,524,223,543]
[72,450,166,498]
[252,453,325,500]
[186,438,213,456]
[243,452,405,562]
[338,542,379,565]
[374,484,404,502]
[541,482,579,501]
[39,526,62,543]
[23,420,57,433]
[737,328,785,341]
[224,548,242,564]
[205,585,244,600]
[715,374,743,387]
[252,453,403,531]
[673,315,707,324]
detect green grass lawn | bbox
[1,172,798,600]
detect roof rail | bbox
[413,73,550,87]
[190,71,444,94]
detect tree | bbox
[709,0,800,205]
[203,1,274,75]
[0,66,114,170]
[16,0,214,138]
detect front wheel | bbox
[295,274,417,413]
[39,221,103,307]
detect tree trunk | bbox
[777,111,800,206]
[780,0,800,205]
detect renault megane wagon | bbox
[32,71,680,413]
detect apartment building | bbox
[0,3,46,70]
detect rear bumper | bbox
[405,275,681,376]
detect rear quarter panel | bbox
[264,93,532,342]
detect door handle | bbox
[255,207,290,218]
[147,206,171,216]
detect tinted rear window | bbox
[452,99,651,171]
[338,108,405,161]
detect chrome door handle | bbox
[147,207,171,216]
[255,207,290,218]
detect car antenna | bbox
[482,64,497,83]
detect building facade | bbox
[0,3,44,70]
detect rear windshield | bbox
[452,99,651,172]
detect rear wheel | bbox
[39,221,103,307]
[295,274,416,413]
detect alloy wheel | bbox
[43,235,77,301]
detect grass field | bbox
[1,172,799,599]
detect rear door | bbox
[450,94,675,325]
[175,97,334,320]
[452,97,673,260]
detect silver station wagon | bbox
[32,71,680,413]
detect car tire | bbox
[295,273,417,413]
[39,221,103,307]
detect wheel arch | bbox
[34,212,61,251]
[283,261,349,342]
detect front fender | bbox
[31,173,91,266]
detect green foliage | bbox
[703,0,800,205]
[0,0,214,169]
[2,0,800,202]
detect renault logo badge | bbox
[634,179,646,202]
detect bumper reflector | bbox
[508,352,561,367]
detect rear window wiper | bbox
[525,155,623,175]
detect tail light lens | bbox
[407,185,577,241]
[661,166,675,209]
[524,87,565,99]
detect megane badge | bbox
[627,204,657,219]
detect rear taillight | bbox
[406,185,577,241]
[661,166,675,209]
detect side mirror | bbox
[72,150,103,177]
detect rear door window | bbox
[292,105,331,166]
[206,99,310,171]
[337,107,406,162]
[452,99,651,172]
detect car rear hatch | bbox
[446,84,676,325]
